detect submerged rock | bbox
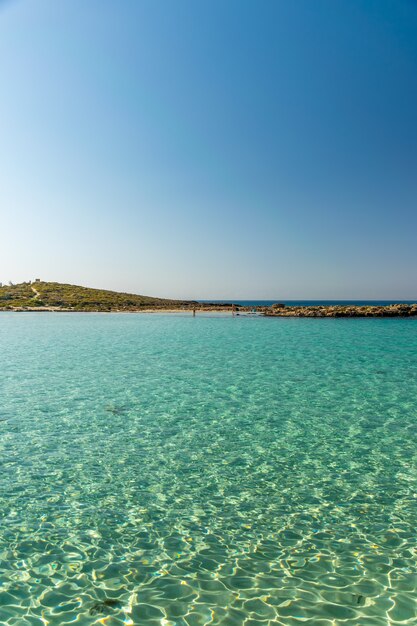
[89,598,122,615]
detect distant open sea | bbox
[1,312,417,624]
[201,299,417,307]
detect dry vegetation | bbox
[0,281,197,311]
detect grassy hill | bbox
[0,281,197,311]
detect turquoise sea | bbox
[1,312,417,625]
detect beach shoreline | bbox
[2,304,417,317]
[0,306,242,314]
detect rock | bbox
[262,304,417,318]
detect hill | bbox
[0,281,198,311]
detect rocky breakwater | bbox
[262,303,417,318]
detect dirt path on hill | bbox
[31,285,41,299]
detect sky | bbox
[1,0,416,299]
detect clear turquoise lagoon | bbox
[1,312,417,625]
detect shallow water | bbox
[1,312,417,625]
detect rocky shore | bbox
[261,303,417,317]
[2,282,416,317]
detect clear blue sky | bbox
[1,0,416,299]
